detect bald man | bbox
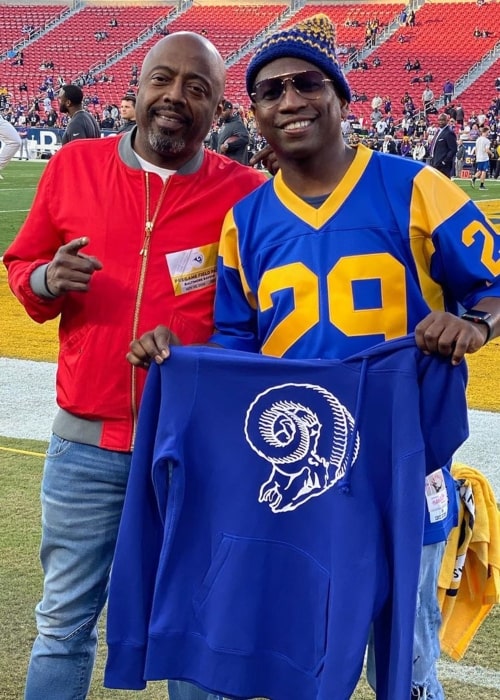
[4,31,265,700]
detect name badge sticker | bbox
[166,243,218,296]
[425,468,449,524]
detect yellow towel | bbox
[438,463,500,660]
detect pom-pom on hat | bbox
[246,14,351,104]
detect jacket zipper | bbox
[130,171,171,448]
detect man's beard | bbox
[149,128,186,155]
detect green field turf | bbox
[0,160,46,250]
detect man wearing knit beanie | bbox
[246,14,351,104]
[131,13,500,700]
[213,13,498,700]
[246,13,356,191]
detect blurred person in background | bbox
[217,99,250,164]
[0,112,21,177]
[58,84,101,144]
[117,93,136,133]
[17,124,31,160]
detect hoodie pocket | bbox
[193,534,328,675]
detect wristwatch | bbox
[460,310,494,343]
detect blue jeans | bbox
[411,541,446,699]
[18,138,30,159]
[25,435,225,700]
[168,680,223,700]
[366,541,446,700]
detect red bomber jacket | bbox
[4,132,266,452]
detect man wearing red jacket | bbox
[3,31,265,700]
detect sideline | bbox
[0,445,45,457]
[0,208,30,213]
[438,659,500,690]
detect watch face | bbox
[462,310,492,322]
[461,310,494,343]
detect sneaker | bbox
[0,173,3,180]
[479,184,487,189]
[471,175,476,188]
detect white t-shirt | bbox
[134,151,176,182]
[475,135,491,163]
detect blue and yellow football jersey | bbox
[211,144,500,359]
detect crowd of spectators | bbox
[200,88,500,180]
[1,1,500,184]
[343,15,383,49]
[2,78,499,177]
[0,87,135,135]
[473,26,493,38]
[339,90,500,179]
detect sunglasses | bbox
[251,70,334,109]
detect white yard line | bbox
[438,659,500,690]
